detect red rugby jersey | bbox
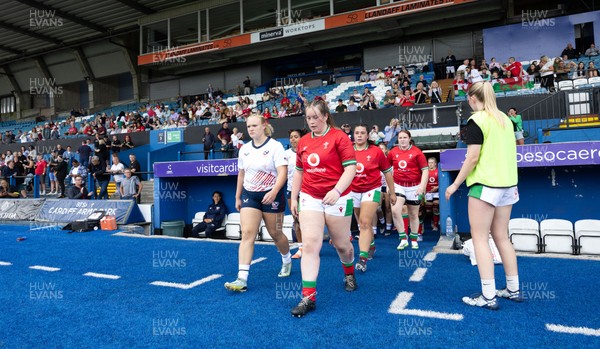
[351,144,392,193]
[296,127,356,199]
[387,145,428,186]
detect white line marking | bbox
[30,225,60,231]
[0,261,12,266]
[150,274,223,290]
[29,265,60,272]
[423,252,437,262]
[546,324,600,337]
[388,291,464,321]
[409,268,428,282]
[83,272,121,280]
[251,257,267,265]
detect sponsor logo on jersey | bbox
[356,162,364,173]
[263,150,270,156]
[307,153,320,167]
[429,177,436,183]
[398,160,407,169]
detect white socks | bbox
[506,275,520,292]
[281,252,292,264]
[238,264,250,281]
[481,278,496,300]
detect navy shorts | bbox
[241,188,286,213]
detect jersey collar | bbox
[311,126,330,138]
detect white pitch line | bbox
[423,252,437,262]
[546,324,600,337]
[150,274,223,290]
[0,261,12,266]
[409,268,428,282]
[30,225,60,231]
[388,291,464,321]
[29,265,61,272]
[83,272,121,280]
[251,257,267,265]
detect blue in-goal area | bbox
[0,225,598,348]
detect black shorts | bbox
[241,188,286,213]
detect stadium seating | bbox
[574,219,600,255]
[508,218,540,253]
[540,219,576,254]
[225,212,241,239]
[261,214,294,242]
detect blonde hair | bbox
[468,81,507,128]
[247,113,274,137]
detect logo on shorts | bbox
[271,202,279,210]
[356,162,364,173]
[368,193,372,197]
[338,206,343,213]
[243,198,249,203]
[307,153,320,167]
[398,160,407,169]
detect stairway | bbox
[436,78,455,102]
[139,180,154,204]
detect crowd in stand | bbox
[445,42,600,94]
[0,138,141,200]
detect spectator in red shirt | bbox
[68,121,78,136]
[34,154,47,195]
[280,94,291,109]
[502,57,523,80]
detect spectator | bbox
[361,87,372,102]
[488,57,502,75]
[417,75,429,91]
[54,155,68,198]
[429,81,442,103]
[457,58,470,76]
[120,169,142,202]
[335,99,347,113]
[50,126,60,140]
[413,83,428,104]
[539,56,555,91]
[243,76,251,95]
[207,84,214,100]
[368,125,385,144]
[384,119,401,145]
[508,107,525,146]
[383,90,395,108]
[1,160,16,179]
[94,139,109,165]
[573,62,587,79]
[47,152,59,195]
[89,156,109,200]
[42,123,51,140]
[502,57,524,78]
[480,58,489,71]
[34,154,47,196]
[561,43,578,59]
[466,66,483,83]
[365,95,378,110]
[217,122,233,144]
[341,123,354,142]
[368,70,377,81]
[584,43,599,57]
[0,177,25,198]
[553,59,569,82]
[526,62,539,79]
[588,62,599,78]
[445,50,456,78]
[109,154,125,196]
[77,140,92,168]
[69,159,87,185]
[376,68,385,80]
[110,135,122,155]
[122,135,134,150]
[63,146,73,164]
[399,89,415,107]
[67,175,89,199]
[347,99,358,112]
[220,139,233,159]
[191,191,227,238]
[202,127,216,160]
[359,71,369,82]
[128,154,142,181]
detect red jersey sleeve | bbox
[415,148,428,170]
[337,132,356,167]
[377,148,392,173]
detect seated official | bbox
[0,179,24,198]
[191,191,228,238]
[67,175,90,199]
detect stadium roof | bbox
[0,0,191,64]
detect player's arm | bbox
[235,169,244,212]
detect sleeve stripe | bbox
[382,167,393,173]
[421,167,429,170]
[295,166,304,171]
[342,160,357,167]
